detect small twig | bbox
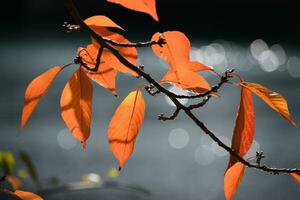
[104,35,166,48]
[174,69,234,99]
[62,22,80,32]
[188,95,212,110]
[158,108,181,121]
[74,47,104,72]
[256,151,265,166]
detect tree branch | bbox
[64,0,300,174]
[104,36,166,48]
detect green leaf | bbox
[19,151,38,183]
[0,152,16,175]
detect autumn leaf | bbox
[290,172,300,184]
[85,15,124,31]
[78,45,118,95]
[85,15,124,37]
[6,176,22,190]
[151,31,212,72]
[93,33,138,76]
[107,0,159,21]
[160,68,211,94]
[14,190,43,200]
[228,87,255,168]
[108,89,145,169]
[60,68,93,148]
[0,189,43,200]
[240,82,298,127]
[21,66,63,128]
[224,162,245,200]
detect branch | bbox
[104,36,166,48]
[64,0,300,174]
[75,47,104,72]
[175,69,233,99]
[158,108,181,121]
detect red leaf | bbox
[228,87,255,168]
[107,0,159,21]
[60,68,93,148]
[108,89,145,169]
[21,66,62,128]
[224,162,245,200]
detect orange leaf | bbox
[161,68,211,94]
[90,32,139,77]
[107,0,159,21]
[21,66,62,128]
[84,15,124,31]
[78,45,118,95]
[224,162,245,200]
[228,87,255,168]
[108,89,145,169]
[6,175,22,190]
[291,172,300,184]
[14,190,43,200]
[85,15,124,37]
[60,68,93,148]
[151,31,212,72]
[240,82,298,127]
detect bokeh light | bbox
[250,39,268,60]
[168,128,189,149]
[57,128,78,150]
[258,50,279,72]
[287,56,300,78]
[270,44,287,66]
[211,135,231,157]
[194,145,215,166]
[165,86,189,107]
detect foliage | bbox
[17,0,300,199]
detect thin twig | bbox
[104,36,166,48]
[64,0,300,174]
[158,108,181,121]
[188,95,211,110]
[75,47,104,72]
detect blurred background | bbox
[0,0,300,199]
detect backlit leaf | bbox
[60,68,93,148]
[14,190,43,200]
[228,87,254,168]
[151,31,212,72]
[224,162,245,200]
[92,33,139,77]
[84,15,124,32]
[240,82,298,127]
[107,0,159,21]
[108,89,145,169]
[161,68,211,93]
[78,45,118,95]
[21,66,62,128]
[6,176,22,190]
